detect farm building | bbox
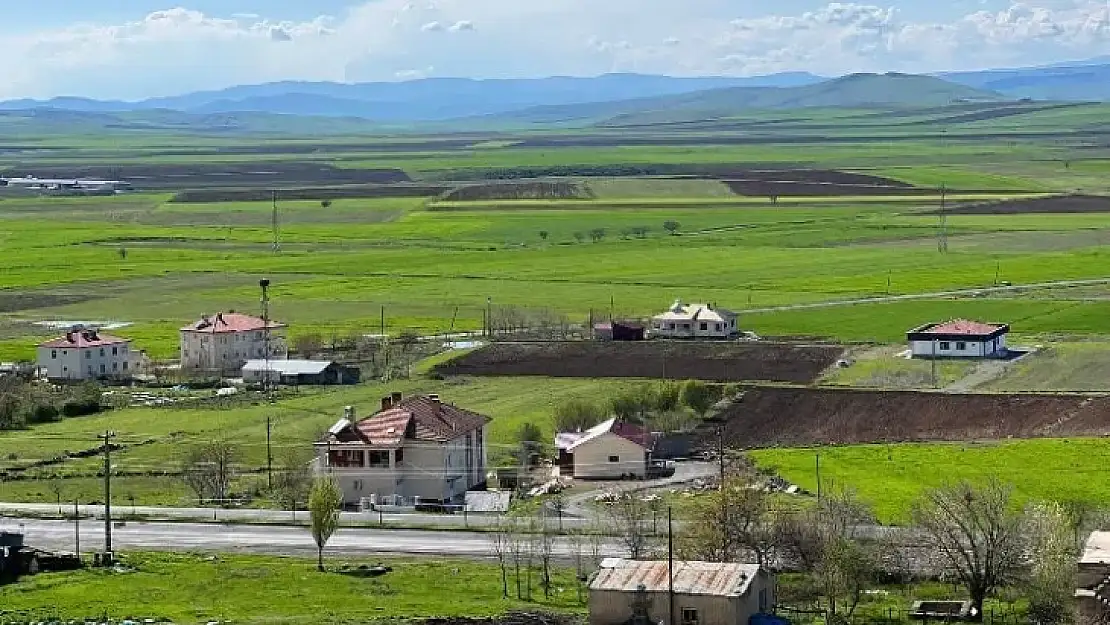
[1078,531,1110,621]
[906,319,1009,359]
[589,558,775,625]
[36,326,143,381]
[556,418,655,479]
[651,300,739,339]
[181,312,287,372]
[315,393,490,506]
[593,321,646,341]
[242,359,359,385]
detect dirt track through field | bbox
[929,194,1110,215]
[435,341,844,383]
[707,386,1110,448]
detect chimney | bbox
[65,332,74,343]
[343,405,355,421]
[428,393,440,405]
[391,391,403,405]
[381,395,393,412]
[216,312,224,325]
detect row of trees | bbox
[549,220,683,244]
[553,380,734,433]
[657,475,1078,624]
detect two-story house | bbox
[37,327,140,381]
[315,392,491,507]
[180,312,287,372]
[651,300,739,339]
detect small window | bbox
[731,319,736,327]
[682,323,690,330]
[85,351,91,359]
[112,347,118,355]
[123,362,129,370]
[395,448,404,464]
[51,350,57,359]
[956,342,967,350]
[939,341,950,350]
[668,323,675,330]
[100,364,106,373]
[608,455,620,463]
[113,362,118,371]
[99,348,105,357]
[715,323,722,331]
[699,322,708,331]
[682,608,699,625]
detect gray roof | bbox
[242,360,336,375]
[465,491,511,513]
[590,558,761,597]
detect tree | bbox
[1023,501,1077,625]
[679,476,777,567]
[553,399,603,432]
[652,381,682,413]
[538,230,549,241]
[273,449,313,510]
[517,422,543,469]
[180,440,239,504]
[118,247,128,260]
[293,333,324,358]
[663,220,680,235]
[605,494,654,559]
[680,380,718,415]
[321,199,333,208]
[912,480,1025,621]
[589,228,607,242]
[308,476,343,572]
[572,231,585,243]
[488,516,512,598]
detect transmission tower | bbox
[937,183,949,254]
[271,190,280,253]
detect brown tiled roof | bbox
[181,312,285,334]
[40,330,129,349]
[921,319,1006,336]
[334,395,490,446]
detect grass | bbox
[819,345,977,389]
[984,341,1110,391]
[751,438,1110,523]
[0,552,583,624]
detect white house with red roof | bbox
[315,392,491,506]
[556,418,656,479]
[906,319,1010,359]
[37,326,139,381]
[180,311,287,372]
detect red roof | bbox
[329,395,490,446]
[40,330,129,349]
[181,312,285,334]
[922,319,1006,336]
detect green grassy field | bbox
[0,552,582,624]
[751,438,1110,523]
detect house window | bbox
[123,362,129,370]
[699,322,708,331]
[939,341,950,350]
[956,342,967,350]
[368,450,391,468]
[353,479,363,491]
[395,448,404,464]
[51,350,57,359]
[715,323,722,331]
[668,323,675,330]
[100,364,106,374]
[112,347,118,355]
[85,351,91,359]
[682,323,690,330]
[608,455,620,463]
[113,362,118,371]
[682,608,699,625]
[99,348,105,357]
[731,319,736,327]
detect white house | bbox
[906,319,1009,359]
[315,393,491,507]
[556,418,655,480]
[37,327,139,381]
[589,558,775,625]
[180,312,287,372]
[651,300,739,339]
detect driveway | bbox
[562,461,716,518]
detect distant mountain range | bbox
[0,58,1107,132]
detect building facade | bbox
[180,312,287,372]
[37,327,138,381]
[242,360,360,386]
[556,418,654,479]
[651,301,739,339]
[315,393,490,506]
[906,319,1009,359]
[589,558,775,625]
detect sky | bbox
[2,0,1109,100]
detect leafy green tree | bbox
[652,381,682,412]
[553,399,603,432]
[681,380,718,415]
[539,230,549,241]
[309,476,343,571]
[663,220,680,235]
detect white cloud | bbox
[2,1,1109,100]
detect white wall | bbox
[572,433,648,479]
[181,329,286,371]
[37,343,135,380]
[652,316,737,339]
[910,335,1006,359]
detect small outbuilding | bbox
[589,558,775,625]
[242,359,360,385]
[906,319,1009,359]
[556,418,654,479]
[594,321,646,341]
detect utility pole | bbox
[99,430,116,559]
[261,278,274,491]
[266,415,274,491]
[937,183,949,254]
[718,426,727,557]
[667,506,675,625]
[486,297,493,338]
[271,190,280,253]
[73,500,80,556]
[815,452,822,503]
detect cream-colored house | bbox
[589,558,775,625]
[180,312,287,372]
[315,393,491,506]
[556,418,654,480]
[37,327,142,381]
[651,300,739,339]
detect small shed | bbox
[589,558,775,625]
[594,321,646,341]
[242,360,360,385]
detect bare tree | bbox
[679,476,777,567]
[538,510,556,598]
[508,520,526,599]
[589,228,607,242]
[273,449,313,510]
[293,333,324,358]
[606,494,654,559]
[488,515,512,598]
[912,479,1026,621]
[1024,501,1078,625]
[180,440,239,504]
[308,476,343,572]
[549,493,568,531]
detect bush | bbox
[553,399,604,432]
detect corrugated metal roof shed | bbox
[590,558,759,597]
[243,359,335,375]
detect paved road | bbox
[563,461,717,518]
[0,517,624,560]
[742,277,1110,315]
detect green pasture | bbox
[0,552,582,624]
[751,438,1110,523]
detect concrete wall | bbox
[910,336,1005,359]
[37,343,135,380]
[572,432,648,479]
[182,329,285,371]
